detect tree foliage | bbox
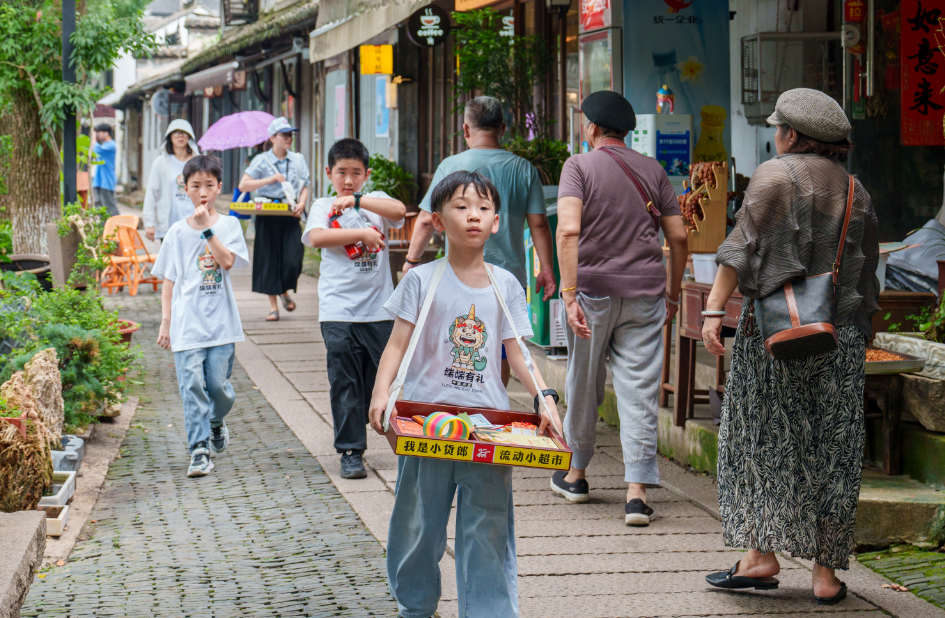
[452,8,557,140]
[0,0,155,155]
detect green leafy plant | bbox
[366,155,418,204]
[0,135,11,197]
[57,201,115,285]
[451,9,570,184]
[0,283,133,430]
[0,220,12,263]
[505,135,570,185]
[452,8,556,139]
[883,312,901,334]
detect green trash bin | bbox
[525,190,567,349]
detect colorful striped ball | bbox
[422,411,471,440]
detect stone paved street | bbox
[22,298,397,617]
[22,210,945,617]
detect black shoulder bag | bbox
[756,174,855,361]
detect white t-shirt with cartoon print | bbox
[160,157,193,239]
[383,260,533,410]
[152,215,250,352]
[302,191,404,322]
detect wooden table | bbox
[664,283,930,475]
[661,281,742,427]
[865,374,902,476]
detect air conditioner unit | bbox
[741,32,843,125]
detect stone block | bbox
[0,511,46,618]
[902,374,945,433]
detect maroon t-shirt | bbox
[557,146,680,299]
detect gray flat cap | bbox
[767,88,850,142]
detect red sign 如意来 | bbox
[901,0,945,146]
[580,0,610,32]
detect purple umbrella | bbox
[197,111,275,151]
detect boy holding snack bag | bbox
[302,138,406,479]
[369,170,562,618]
[153,156,249,478]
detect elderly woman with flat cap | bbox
[702,89,879,605]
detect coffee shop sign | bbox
[408,5,451,47]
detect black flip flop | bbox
[815,581,846,605]
[706,561,779,590]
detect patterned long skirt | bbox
[718,302,867,570]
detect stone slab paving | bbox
[21,298,397,617]
[47,209,943,618]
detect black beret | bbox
[581,90,636,133]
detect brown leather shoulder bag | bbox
[756,174,855,361]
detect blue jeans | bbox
[387,456,518,618]
[174,344,236,451]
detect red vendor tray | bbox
[385,400,572,471]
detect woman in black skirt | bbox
[238,117,310,321]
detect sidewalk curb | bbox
[42,396,138,568]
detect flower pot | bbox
[38,470,77,508]
[117,319,139,345]
[0,254,52,291]
[0,416,26,439]
[39,504,70,537]
[938,260,945,296]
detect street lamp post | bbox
[62,0,76,205]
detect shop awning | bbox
[185,61,240,95]
[309,0,431,63]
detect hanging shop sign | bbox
[844,0,865,23]
[407,5,451,47]
[900,0,945,146]
[360,45,394,75]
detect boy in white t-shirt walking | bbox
[302,138,406,479]
[368,171,562,618]
[153,156,250,477]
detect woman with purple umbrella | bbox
[238,117,310,321]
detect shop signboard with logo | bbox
[623,0,730,160]
[407,5,451,47]
[900,0,945,146]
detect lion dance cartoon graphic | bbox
[448,303,488,372]
[197,246,223,284]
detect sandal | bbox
[814,581,846,605]
[705,561,779,590]
[281,294,296,312]
[266,310,280,322]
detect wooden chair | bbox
[115,226,160,296]
[103,215,140,241]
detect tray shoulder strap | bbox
[383,258,449,430]
[483,266,560,433]
[599,147,661,230]
[833,175,856,274]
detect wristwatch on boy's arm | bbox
[534,389,559,414]
[353,192,362,210]
[201,229,214,240]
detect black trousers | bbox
[320,320,394,453]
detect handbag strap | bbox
[599,147,661,231]
[833,175,856,274]
[382,259,560,435]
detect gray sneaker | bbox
[187,444,214,477]
[210,422,229,454]
[340,450,367,479]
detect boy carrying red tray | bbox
[369,170,562,618]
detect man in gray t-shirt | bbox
[404,96,556,384]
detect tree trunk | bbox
[7,89,60,254]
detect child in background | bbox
[302,138,406,479]
[368,170,561,618]
[153,155,250,477]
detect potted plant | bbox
[117,319,139,346]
